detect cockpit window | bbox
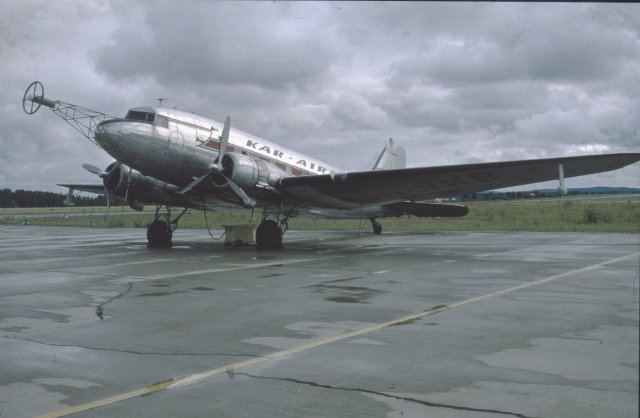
[154,115,168,128]
[125,110,155,122]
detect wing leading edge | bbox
[279,153,640,209]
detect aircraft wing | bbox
[280,153,640,209]
[57,184,105,194]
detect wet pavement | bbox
[0,225,638,418]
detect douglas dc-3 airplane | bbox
[23,81,640,249]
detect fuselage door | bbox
[165,117,185,166]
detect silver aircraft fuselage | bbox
[94,107,340,205]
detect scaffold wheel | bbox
[23,81,44,115]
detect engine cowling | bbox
[103,162,180,206]
[218,153,288,194]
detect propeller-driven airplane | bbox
[22,81,640,249]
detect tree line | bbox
[0,189,106,208]
[1,186,636,208]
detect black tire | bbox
[147,220,173,248]
[373,222,382,235]
[255,220,283,250]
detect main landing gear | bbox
[369,217,383,235]
[255,207,292,250]
[145,203,291,250]
[255,219,283,250]
[146,205,188,248]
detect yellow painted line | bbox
[448,252,638,310]
[35,251,638,418]
[35,379,177,418]
[111,259,316,283]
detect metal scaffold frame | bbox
[22,81,116,147]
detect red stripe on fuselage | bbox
[199,139,314,177]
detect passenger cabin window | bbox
[125,110,155,123]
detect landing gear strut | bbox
[146,205,188,248]
[369,217,382,235]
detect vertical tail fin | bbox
[372,138,406,171]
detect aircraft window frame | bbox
[125,110,156,123]
[155,115,168,128]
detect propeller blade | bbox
[227,178,256,208]
[218,116,231,163]
[82,163,102,176]
[83,161,121,179]
[123,166,133,204]
[178,172,210,195]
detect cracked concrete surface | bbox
[233,372,539,418]
[0,226,638,417]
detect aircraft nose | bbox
[95,120,122,151]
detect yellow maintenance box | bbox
[223,224,255,247]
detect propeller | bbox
[82,162,121,179]
[179,116,255,208]
[82,163,102,176]
[123,166,133,206]
[211,116,231,174]
[83,162,121,221]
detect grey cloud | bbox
[2,1,639,191]
[94,1,335,89]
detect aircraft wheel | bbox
[372,222,382,235]
[255,220,283,250]
[147,220,173,248]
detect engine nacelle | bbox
[218,153,288,194]
[103,162,180,206]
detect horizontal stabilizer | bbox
[57,184,105,195]
[383,202,469,218]
[309,201,468,219]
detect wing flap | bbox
[280,153,640,208]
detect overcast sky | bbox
[1,1,639,193]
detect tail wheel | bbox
[255,220,283,250]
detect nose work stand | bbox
[23,81,115,147]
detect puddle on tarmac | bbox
[134,291,187,297]
[312,284,382,303]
